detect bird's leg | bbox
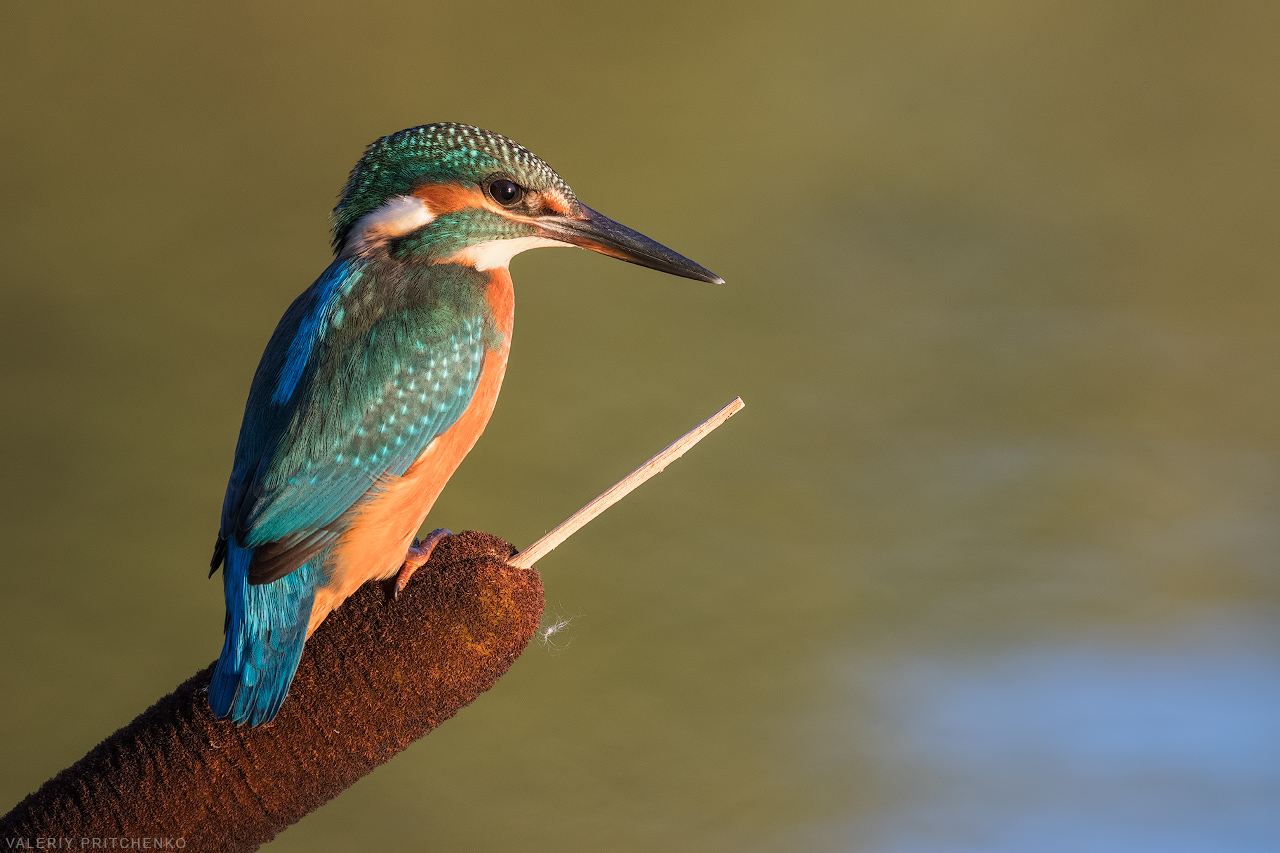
[392,528,452,599]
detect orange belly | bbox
[307,267,514,635]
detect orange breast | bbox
[308,268,515,634]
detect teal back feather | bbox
[219,258,499,576]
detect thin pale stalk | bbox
[508,397,745,568]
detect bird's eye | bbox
[488,179,523,207]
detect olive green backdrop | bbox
[3,2,1278,850]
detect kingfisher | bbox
[207,123,721,725]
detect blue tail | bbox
[209,542,320,725]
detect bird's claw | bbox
[391,528,451,599]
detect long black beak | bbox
[536,203,724,284]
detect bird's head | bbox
[332,123,722,283]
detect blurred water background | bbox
[2,2,1278,850]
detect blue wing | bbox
[214,258,493,584]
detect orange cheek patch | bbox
[412,183,490,214]
[413,182,543,225]
[540,190,573,216]
[414,180,576,219]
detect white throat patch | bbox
[448,236,571,271]
[345,196,435,256]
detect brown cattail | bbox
[1,532,543,853]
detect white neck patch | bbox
[344,195,435,256]
[447,236,571,271]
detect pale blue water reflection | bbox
[852,615,1280,852]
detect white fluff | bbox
[449,236,571,270]
[345,196,436,256]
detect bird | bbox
[207,122,722,725]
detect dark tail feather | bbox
[209,536,227,578]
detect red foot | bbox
[392,528,451,598]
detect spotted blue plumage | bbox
[210,257,497,725]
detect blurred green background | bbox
[3,2,1279,850]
